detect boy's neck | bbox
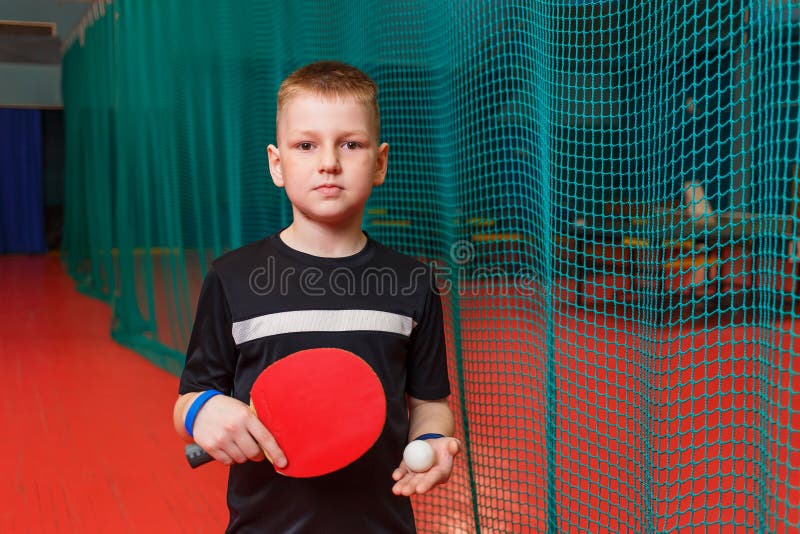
[279,220,367,258]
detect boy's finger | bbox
[210,448,235,465]
[198,439,238,465]
[392,472,418,495]
[227,442,254,464]
[415,479,434,495]
[447,437,461,455]
[234,434,267,462]
[246,416,287,468]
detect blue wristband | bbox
[184,390,223,438]
[414,433,445,441]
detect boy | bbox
[172,61,460,533]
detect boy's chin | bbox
[296,207,363,227]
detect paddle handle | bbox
[185,443,214,468]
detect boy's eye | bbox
[343,141,362,150]
[297,142,314,151]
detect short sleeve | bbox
[178,266,237,395]
[405,282,451,400]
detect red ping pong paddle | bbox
[185,347,387,478]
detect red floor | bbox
[0,254,228,533]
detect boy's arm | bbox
[392,396,460,496]
[406,397,454,440]
[173,392,201,442]
[174,266,286,468]
[173,391,287,468]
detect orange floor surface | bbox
[0,254,229,533]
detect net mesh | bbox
[62,1,799,532]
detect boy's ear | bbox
[267,144,284,187]
[373,142,389,186]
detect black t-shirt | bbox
[179,233,451,533]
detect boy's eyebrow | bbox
[288,129,372,138]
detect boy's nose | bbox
[318,146,341,174]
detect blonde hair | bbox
[276,61,380,139]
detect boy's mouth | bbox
[315,184,342,194]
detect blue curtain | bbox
[0,109,46,253]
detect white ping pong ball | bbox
[403,440,435,472]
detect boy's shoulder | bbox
[367,238,429,271]
[210,237,270,273]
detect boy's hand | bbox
[391,437,460,496]
[190,395,287,468]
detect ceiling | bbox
[0,0,93,63]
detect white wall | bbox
[0,62,62,108]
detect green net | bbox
[62,1,799,531]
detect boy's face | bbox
[267,91,388,228]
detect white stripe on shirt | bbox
[231,309,417,345]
